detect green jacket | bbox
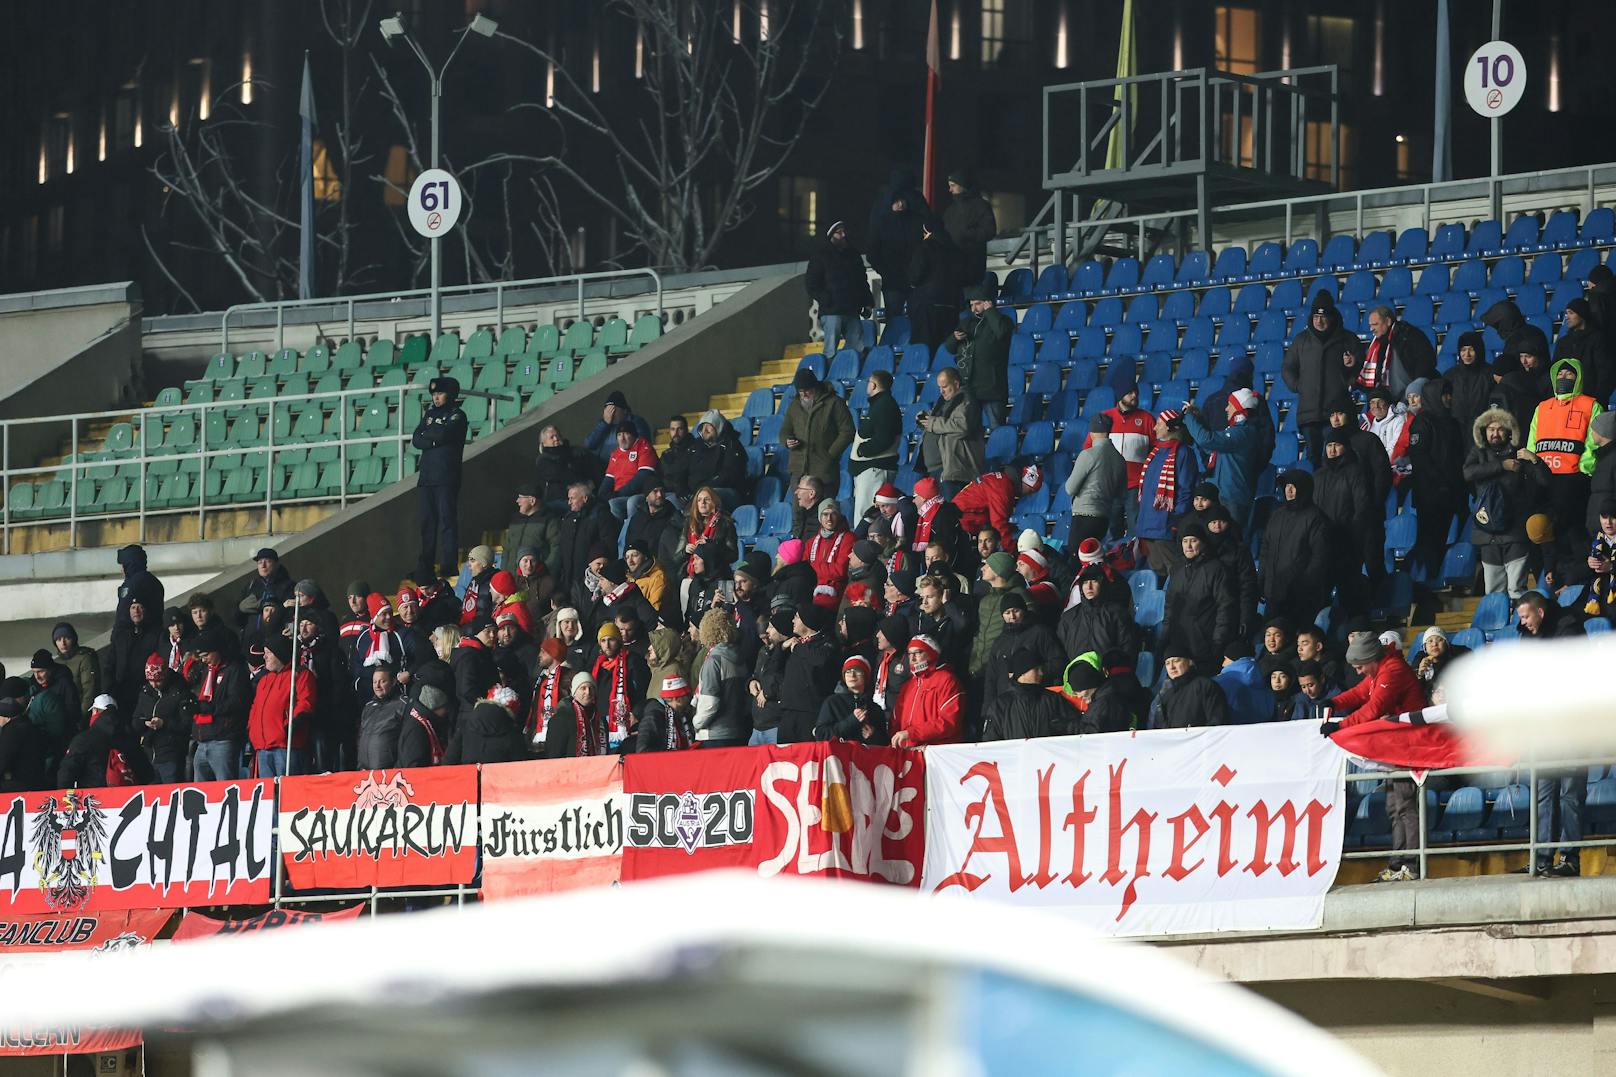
[1528,356,1605,476]
[56,646,100,716]
[779,386,854,485]
[27,689,70,764]
[969,579,1028,676]
[504,510,561,570]
[942,307,1012,404]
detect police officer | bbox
[412,376,469,579]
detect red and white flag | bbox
[1328,704,1511,776]
[479,757,625,900]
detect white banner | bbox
[922,723,1345,937]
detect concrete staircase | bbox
[653,343,819,453]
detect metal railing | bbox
[220,266,664,354]
[1342,756,1616,880]
[0,381,510,552]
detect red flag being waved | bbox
[1328,704,1512,774]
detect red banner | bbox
[621,742,924,886]
[0,782,273,915]
[0,908,169,1055]
[278,767,478,889]
[480,757,624,901]
[174,904,363,941]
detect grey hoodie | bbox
[1064,438,1127,519]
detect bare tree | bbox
[494,0,844,272]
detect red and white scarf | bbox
[592,654,631,747]
[1144,441,1182,511]
[1357,333,1388,389]
[809,529,849,565]
[573,702,604,756]
[408,705,445,765]
[529,665,568,742]
[601,580,636,608]
[912,497,943,553]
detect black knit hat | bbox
[877,614,911,649]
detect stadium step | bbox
[651,343,810,454]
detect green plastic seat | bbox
[229,415,264,448]
[574,352,608,380]
[525,384,555,411]
[35,480,67,518]
[475,364,509,394]
[292,407,327,442]
[165,415,198,453]
[403,394,424,430]
[237,352,268,379]
[542,357,574,386]
[184,382,215,406]
[531,324,561,356]
[95,477,133,513]
[494,326,527,358]
[203,411,230,449]
[159,471,196,509]
[153,386,184,411]
[628,313,664,349]
[332,341,364,371]
[307,444,339,465]
[73,476,98,512]
[315,461,343,496]
[463,329,495,360]
[428,332,461,367]
[446,361,476,387]
[8,482,35,520]
[366,339,397,368]
[357,403,396,435]
[104,422,137,455]
[267,348,299,377]
[246,376,276,399]
[281,373,310,398]
[398,334,430,368]
[313,372,344,397]
[269,407,293,443]
[559,320,594,355]
[509,358,542,389]
[202,354,234,381]
[597,317,629,353]
[301,344,331,373]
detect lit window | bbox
[1394,133,1411,181]
[383,145,415,206]
[1305,121,1351,187]
[853,0,864,50]
[1214,5,1260,76]
[312,139,342,202]
[243,54,254,104]
[777,176,819,250]
[981,0,1005,64]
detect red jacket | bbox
[807,527,855,606]
[1328,652,1424,727]
[1097,406,1156,489]
[892,664,964,746]
[247,667,318,751]
[952,471,1019,551]
[605,437,659,491]
[495,595,535,636]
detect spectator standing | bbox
[1556,298,1614,406]
[411,376,469,580]
[132,655,192,783]
[917,367,984,496]
[850,370,903,520]
[942,172,996,287]
[1448,331,1495,441]
[1354,304,1437,400]
[1259,470,1333,629]
[1312,429,1375,611]
[813,656,889,745]
[107,598,164,713]
[1065,414,1126,549]
[247,638,316,778]
[941,286,1012,426]
[867,183,924,316]
[1149,647,1232,729]
[397,685,453,767]
[239,548,295,624]
[1097,373,1156,536]
[356,665,408,771]
[1403,377,1469,580]
[583,391,654,464]
[779,368,855,490]
[692,610,751,747]
[0,697,50,792]
[1136,409,1200,577]
[890,635,964,747]
[983,593,1064,706]
[1282,291,1361,463]
[190,630,250,782]
[445,686,529,765]
[1364,389,1412,494]
[1161,525,1235,670]
[907,216,964,350]
[1183,389,1270,530]
[49,624,97,721]
[1588,413,1616,539]
[1464,406,1550,598]
[1327,401,1393,582]
[57,697,155,790]
[805,220,872,354]
[554,482,620,595]
[1529,357,1604,549]
[980,650,1074,740]
[114,544,164,628]
[776,605,840,744]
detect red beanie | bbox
[366,593,390,619]
[914,476,940,502]
[490,570,518,599]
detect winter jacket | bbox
[1447,355,1496,445]
[1259,473,1334,615]
[1528,356,1604,477]
[1327,652,1425,727]
[1406,390,1468,504]
[981,682,1074,741]
[941,306,1013,405]
[1464,407,1550,549]
[1517,602,1586,639]
[776,633,840,744]
[132,678,193,767]
[806,237,872,317]
[107,621,165,711]
[1078,676,1144,735]
[1183,409,1267,527]
[192,660,251,743]
[943,190,997,285]
[1555,322,1614,406]
[1587,437,1616,538]
[1353,320,1436,401]
[396,702,451,767]
[813,685,888,745]
[953,470,1022,551]
[1135,441,1200,541]
[57,713,155,789]
[1064,438,1126,519]
[1149,669,1232,729]
[411,382,469,487]
[891,664,965,745]
[246,667,318,751]
[1057,600,1140,670]
[239,563,295,620]
[969,581,1026,676]
[779,383,855,485]
[686,422,750,493]
[693,641,751,744]
[851,389,903,475]
[867,191,924,290]
[659,434,696,499]
[444,701,529,765]
[1282,306,1360,425]
[919,389,985,482]
[1312,446,1374,569]
[0,716,50,792]
[114,545,164,628]
[1207,522,1261,641]
[451,639,499,713]
[1161,552,1235,668]
[982,621,1065,707]
[1346,426,1393,512]
[626,501,680,566]
[554,498,620,589]
[356,693,409,771]
[53,642,100,718]
[585,411,654,463]
[534,443,599,504]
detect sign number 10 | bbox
[1474,53,1515,88]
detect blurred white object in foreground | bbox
[0,872,1377,1077]
[1443,635,1616,761]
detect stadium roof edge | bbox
[0,281,140,316]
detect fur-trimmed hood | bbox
[1471,406,1520,449]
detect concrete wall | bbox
[175,268,806,610]
[0,282,143,410]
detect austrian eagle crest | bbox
[31,792,109,911]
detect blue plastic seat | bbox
[1216,318,1250,350]
[761,500,793,535]
[1090,297,1124,327]
[1491,255,1526,290]
[1580,207,1615,246]
[1468,220,1504,255]
[1438,786,1487,843]
[1039,334,1073,369]
[1492,783,1531,838]
[1442,542,1477,588]
[1280,239,1316,275]
[1109,324,1142,356]
[1176,349,1211,383]
[1430,222,1467,259]
[1105,257,1140,292]
[1451,258,1489,293]
[1141,353,1174,390]
[742,388,777,418]
[984,425,1019,464]
[897,343,931,376]
[1416,264,1450,296]
[1378,266,1414,300]
[1340,270,1377,305]
[1053,300,1089,334]
[999,267,1034,302]
[1007,335,1037,369]
[1133,590,1165,628]
[861,344,895,376]
[1393,227,1429,264]
[1356,230,1394,267]
[1270,279,1303,311]
[1198,286,1232,319]
[1383,513,1418,563]
[732,504,760,538]
[1253,311,1288,343]
[1160,290,1196,322]
[1019,304,1054,338]
[1124,293,1159,323]
[1320,234,1357,271]
[1021,420,1056,457]
[1472,590,1510,633]
[1072,260,1106,294]
[1538,210,1578,251]
[1503,214,1541,251]
[1025,362,1063,398]
[880,317,911,346]
[1032,264,1068,299]
[1143,320,1178,354]
[1141,253,1177,289]
[1212,246,1248,281]
[797,353,826,380]
[1233,283,1269,315]
[1526,253,1564,288]
[1181,317,1216,351]
[1449,627,1485,651]
[1081,386,1116,418]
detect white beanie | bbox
[1423,625,1448,645]
[571,671,596,694]
[1017,528,1044,553]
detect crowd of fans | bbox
[0,183,1612,887]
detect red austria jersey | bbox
[1103,406,1155,487]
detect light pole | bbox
[379,12,498,339]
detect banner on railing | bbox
[480,757,624,901]
[921,723,1346,937]
[279,767,479,890]
[0,781,273,915]
[621,742,925,886]
[174,904,364,942]
[0,908,169,1055]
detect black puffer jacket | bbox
[981,683,1075,741]
[982,621,1065,708]
[1406,385,1468,505]
[1281,297,1361,425]
[1056,601,1140,671]
[1587,437,1616,538]
[356,694,409,770]
[57,711,156,789]
[812,685,888,745]
[775,633,840,744]
[1462,407,1549,549]
[1149,668,1232,729]
[1207,523,1261,642]
[411,378,468,487]
[1079,676,1143,735]
[114,545,164,628]
[534,443,599,504]
[1447,333,1495,442]
[1162,551,1235,669]
[444,701,529,765]
[1312,444,1374,569]
[1259,471,1333,615]
[686,423,750,492]
[806,236,872,317]
[554,498,620,589]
